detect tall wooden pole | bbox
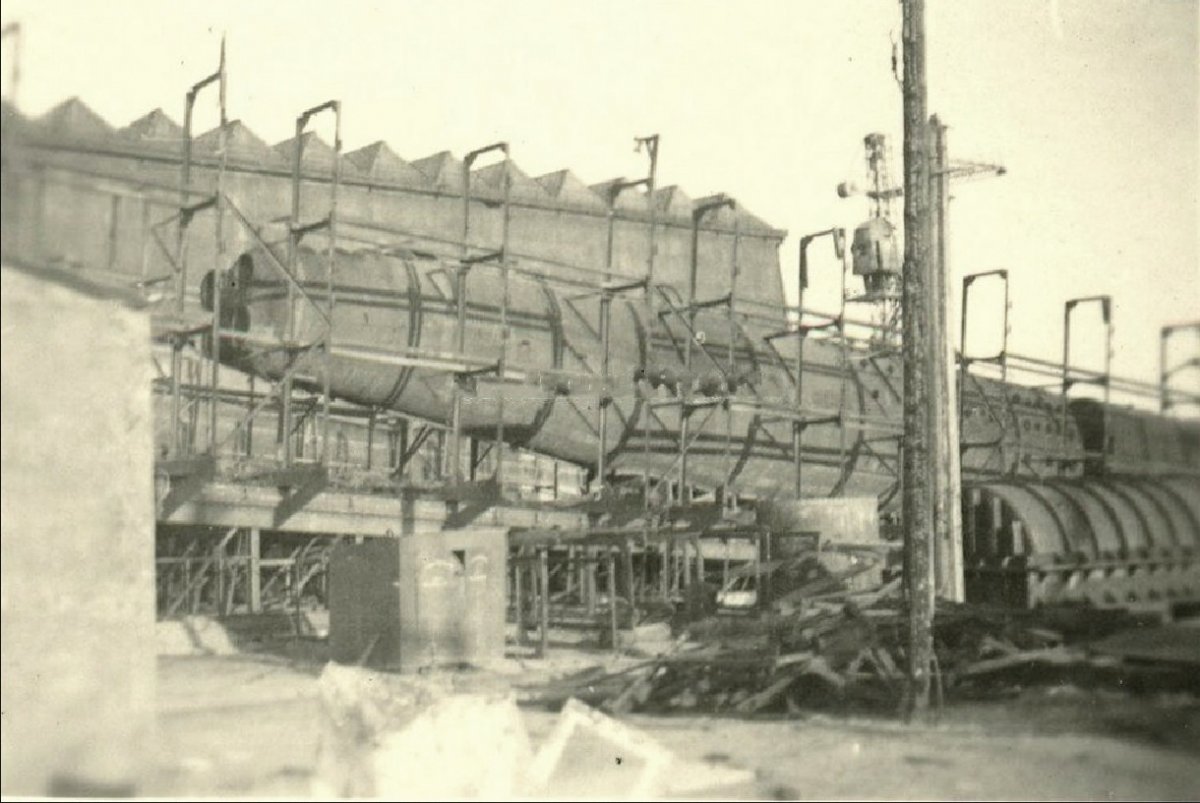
[901,0,936,717]
[930,115,965,603]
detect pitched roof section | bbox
[680,192,781,236]
[536,170,608,211]
[9,103,787,237]
[469,160,551,203]
[35,97,114,141]
[118,108,183,150]
[271,132,360,178]
[733,203,779,236]
[194,120,283,167]
[652,185,695,221]
[344,141,428,186]
[589,178,648,212]
[411,151,465,191]
[692,193,738,227]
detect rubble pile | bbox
[526,566,1200,717]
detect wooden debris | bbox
[521,582,1200,718]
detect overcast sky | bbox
[2,0,1197,397]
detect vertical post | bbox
[1102,299,1113,453]
[448,142,509,483]
[597,291,613,486]
[607,550,618,654]
[282,116,305,466]
[586,549,597,615]
[762,529,773,608]
[514,551,525,646]
[323,103,341,465]
[1160,327,1169,412]
[248,527,261,614]
[1060,301,1074,458]
[930,115,964,602]
[686,535,696,585]
[365,409,376,470]
[173,77,199,458]
[638,134,661,508]
[246,375,256,457]
[566,546,576,596]
[637,133,660,289]
[901,0,936,718]
[446,263,469,481]
[682,196,734,505]
[659,542,669,600]
[753,530,763,610]
[1060,295,1113,464]
[208,40,228,455]
[604,186,618,283]
[539,548,550,658]
[495,152,511,486]
[106,195,121,271]
[794,239,810,498]
[722,539,730,590]
[623,538,636,615]
[724,215,740,506]
[213,536,226,617]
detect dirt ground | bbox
[147,630,1200,800]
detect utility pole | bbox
[900,0,936,718]
[929,115,964,602]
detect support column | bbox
[514,552,526,646]
[607,550,618,654]
[901,0,936,718]
[930,116,964,603]
[248,527,262,614]
[539,549,550,658]
[622,538,635,614]
[213,536,227,617]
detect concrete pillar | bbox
[513,552,525,646]
[538,549,549,658]
[248,527,261,614]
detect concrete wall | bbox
[329,528,508,672]
[0,264,157,795]
[758,497,883,590]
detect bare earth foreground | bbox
[148,636,1200,800]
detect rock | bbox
[155,616,236,656]
[369,694,532,799]
[528,699,755,799]
[312,663,530,799]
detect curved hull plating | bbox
[209,245,1192,504]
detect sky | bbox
[1,0,1197,398]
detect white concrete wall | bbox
[1,264,157,795]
